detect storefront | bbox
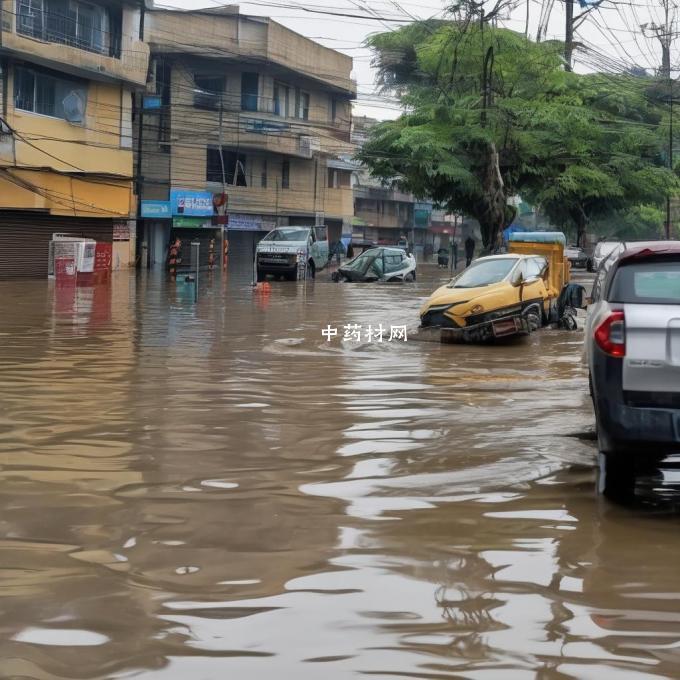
[0,211,115,279]
[226,213,277,267]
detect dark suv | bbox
[585,241,680,497]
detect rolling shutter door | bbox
[0,212,114,279]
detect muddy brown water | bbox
[2,264,680,679]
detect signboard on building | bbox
[172,217,213,228]
[228,214,277,231]
[141,200,171,218]
[170,190,214,217]
[244,118,290,134]
[113,221,131,241]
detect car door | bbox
[312,226,329,269]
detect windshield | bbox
[609,260,680,304]
[449,258,517,288]
[343,254,374,274]
[263,228,310,242]
[595,242,619,258]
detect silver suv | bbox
[585,241,680,497]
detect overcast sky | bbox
[156,0,678,120]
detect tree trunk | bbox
[472,140,507,252]
[572,205,588,248]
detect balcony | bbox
[1,1,149,87]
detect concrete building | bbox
[351,116,433,257]
[137,6,356,267]
[0,0,150,278]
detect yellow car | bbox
[420,234,570,342]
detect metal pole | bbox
[668,79,673,239]
[565,0,574,72]
[192,241,199,302]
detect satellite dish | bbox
[63,90,85,124]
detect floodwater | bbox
[2,262,680,679]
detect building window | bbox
[207,148,247,186]
[273,82,289,117]
[193,74,224,110]
[328,168,338,189]
[14,65,87,122]
[261,159,268,188]
[241,72,259,112]
[281,159,290,189]
[16,0,118,57]
[295,89,310,120]
[330,97,337,122]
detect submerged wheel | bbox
[597,451,636,502]
[523,305,542,332]
[256,268,266,282]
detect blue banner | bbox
[170,189,214,217]
[141,200,171,218]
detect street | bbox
[2,263,680,679]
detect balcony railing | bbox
[16,8,121,58]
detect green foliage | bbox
[358,20,680,246]
[590,205,665,240]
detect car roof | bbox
[618,241,680,264]
[476,254,543,261]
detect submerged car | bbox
[420,232,570,342]
[332,247,416,282]
[565,245,588,268]
[256,225,329,281]
[589,240,622,272]
[585,240,680,497]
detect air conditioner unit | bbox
[299,136,320,158]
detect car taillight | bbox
[594,311,625,357]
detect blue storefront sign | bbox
[141,200,171,218]
[170,189,214,217]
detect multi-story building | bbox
[0,0,150,278]
[351,116,432,257]
[138,6,356,267]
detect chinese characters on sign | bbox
[322,324,408,342]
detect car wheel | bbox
[256,268,266,282]
[284,271,297,281]
[409,271,416,281]
[523,305,542,332]
[597,451,636,502]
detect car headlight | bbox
[470,304,484,314]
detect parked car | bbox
[332,247,416,282]
[256,225,329,281]
[565,245,588,268]
[585,241,680,498]
[589,240,622,272]
[420,232,571,342]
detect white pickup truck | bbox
[256,225,329,281]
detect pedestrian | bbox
[464,236,475,267]
[333,239,346,265]
[346,242,354,259]
[437,247,449,268]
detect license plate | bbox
[492,318,518,337]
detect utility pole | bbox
[565,0,574,71]
[643,0,677,238]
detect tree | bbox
[358,21,679,250]
[525,73,679,245]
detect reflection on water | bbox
[1,267,679,678]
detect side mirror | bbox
[512,272,525,287]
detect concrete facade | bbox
[0,0,149,276]
[138,7,356,266]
